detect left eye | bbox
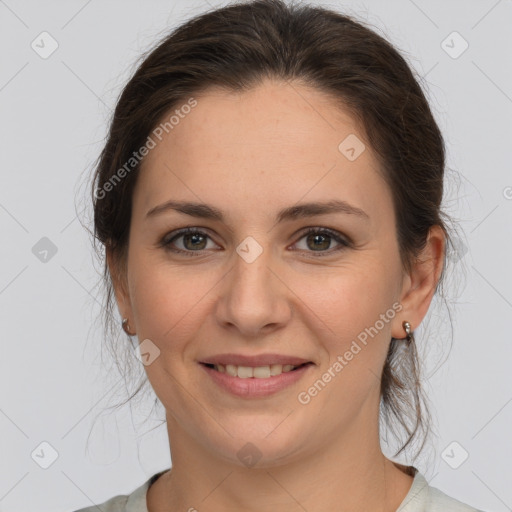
[159,227,349,256]
[293,228,349,255]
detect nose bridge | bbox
[231,236,275,306]
[234,238,271,291]
[216,235,290,335]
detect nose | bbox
[214,245,292,338]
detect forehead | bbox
[134,79,392,227]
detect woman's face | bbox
[112,79,427,467]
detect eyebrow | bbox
[145,199,369,223]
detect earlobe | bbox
[392,225,446,339]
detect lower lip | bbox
[200,363,314,398]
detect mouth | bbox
[198,358,315,398]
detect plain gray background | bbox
[1,0,511,511]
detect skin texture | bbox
[108,78,445,511]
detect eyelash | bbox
[158,226,351,258]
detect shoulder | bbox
[398,468,484,512]
[428,484,484,512]
[73,493,129,512]
[70,470,168,512]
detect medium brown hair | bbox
[88,0,456,459]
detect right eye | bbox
[159,227,220,256]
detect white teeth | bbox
[237,366,253,379]
[225,364,237,377]
[213,363,300,378]
[269,364,282,376]
[253,366,271,378]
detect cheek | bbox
[127,258,211,401]
[302,264,396,331]
[127,250,222,350]
[291,266,398,376]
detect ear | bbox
[391,225,446,339]
[106,247,133,321]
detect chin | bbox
[205,416,309,469]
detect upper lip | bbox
[199,353,313,367]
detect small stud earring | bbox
[122,318,136,336]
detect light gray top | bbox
[73,467,483,512]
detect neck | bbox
[147,414,414,512]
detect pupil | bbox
[185,233,206,250]
[308,233,329,251]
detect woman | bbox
[76,0,483,510]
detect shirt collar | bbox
[126,466,428,512]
